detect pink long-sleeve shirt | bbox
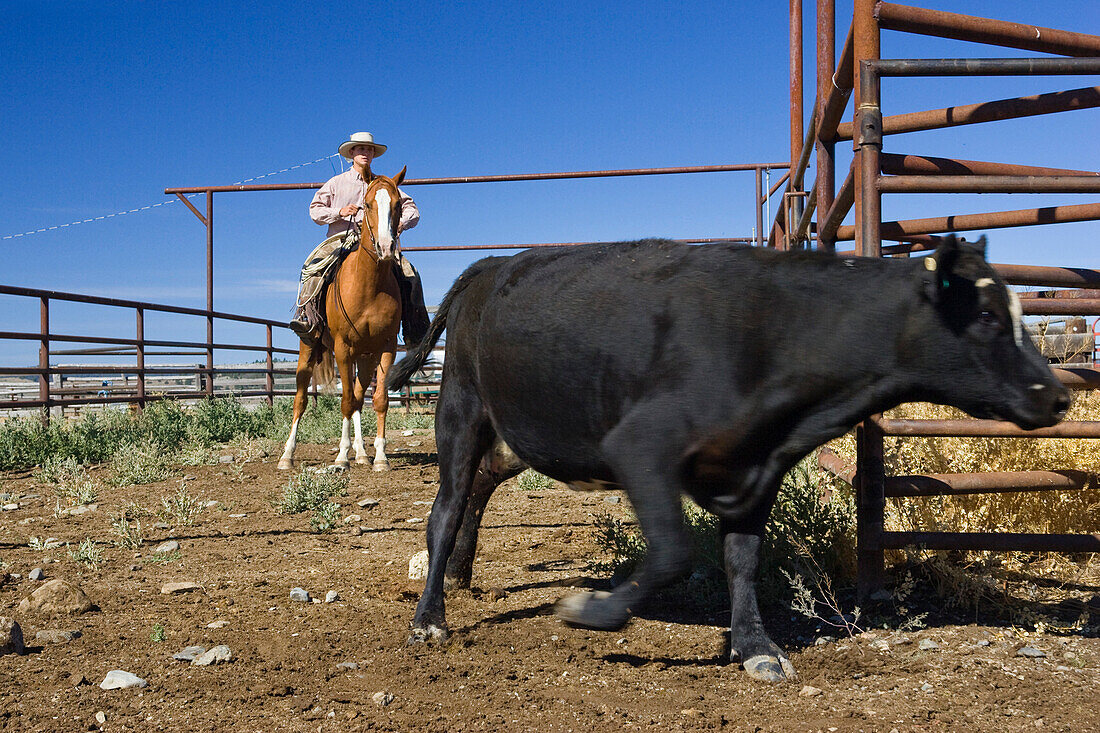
[309,168,420,238]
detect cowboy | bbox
[290,131,427,346]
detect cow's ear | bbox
[393,166,407,187]
[919,234,961,305]
[973,234,988,258]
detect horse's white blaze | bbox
[374,188,394,259]
[352,410,365,460]
[336,416,351,464]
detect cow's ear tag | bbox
[924,257,938,272]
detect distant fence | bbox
[0,283,297,416]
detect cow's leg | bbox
[410,380,493,643]
[278,343,315,470]
[444,439,527,589]
[556,407,692,630]
[333,344,357,470]
[722,515,796,682]
[371,350,396,471]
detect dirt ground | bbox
[1,431,1098,732]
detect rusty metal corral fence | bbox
[0,163,789,416]
[0,284,300,415]
[777,1,1100,598]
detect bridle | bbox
[359,177,400,262]
[333,176,400,343]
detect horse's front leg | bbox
[351,355,377,466]
[278,342,315,470]
[371,350,396,472]
[334,345,358,470]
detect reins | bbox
[331,175,399,346]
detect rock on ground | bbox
[35,629,81,644]
[160,581,202,595]
[173,646,206,662]
[409,550,429,580]
[0,617,25,656]
[16,579,94,616]
[100,670,147,690]
[192,645,232,666]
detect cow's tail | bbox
[386,257,499,392]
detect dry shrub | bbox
[829,392,1100,537]
[827,393,1100,624]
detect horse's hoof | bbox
[555,590,629,630]
[408,624,449,645]
[373,460,391,472]
[355,455,370,465]
[742,654,797,682]
[333,461,350,471]
[277,458,293,471]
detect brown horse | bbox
[278,167,408,471]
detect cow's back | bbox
[458,240,904,481]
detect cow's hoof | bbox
[408,624,449,645]
[277,458,293,471]
[443,574,471,591]
[373,460,391,472]
[554,590,630,630]
[742,654,797,682]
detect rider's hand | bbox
[339,204,360,218]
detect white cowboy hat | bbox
[338,131,387,159]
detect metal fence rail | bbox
[797,1,1100,600]
[0,283,298,415]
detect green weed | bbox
[159,483,205,526]
[69,538,103,569]
[276,467,349,515]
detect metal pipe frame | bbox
[836,85,1100,141]
[835,201,1100,242]
[880,153,1099,179]
[872,415,1100,439]
[884,470,1092,498]
[874,2,1100,57]
[878,175,1100,195]
[828,8,1100,600]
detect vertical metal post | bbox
[265,324,274,406]
[856,416,887,601]
[788,0,804,250]
[815,0,836,252]
[857,60,882,257]
[853,0,883,600]
[38,296,50,425]
[755,166,764,246]
[206,190,215,398]
[136,307,146,411]
[852,0,880,257]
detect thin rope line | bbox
[2,154,341,240]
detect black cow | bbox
[386,236,1069,681]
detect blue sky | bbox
[2,1,1098,367]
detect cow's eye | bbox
[978,310,1001,329]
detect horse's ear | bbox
[393,166,407,187]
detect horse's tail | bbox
[312,349,337,392]
[386,256,502,392]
